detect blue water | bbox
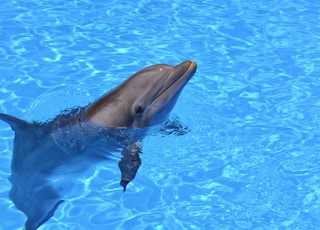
[1,0,320,229]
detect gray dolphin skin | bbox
[0,60,197,230]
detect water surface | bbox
[0,0,320,229]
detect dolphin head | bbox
[86,60,197,128]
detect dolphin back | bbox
[0,113,65,230]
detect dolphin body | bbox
[0,60,197,230]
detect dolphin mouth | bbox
[168,60,197,88]
[176,60,197,81]
[153,60,197,101]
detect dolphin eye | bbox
[134,105,144,115]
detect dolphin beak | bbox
[156,60,197,100]
[173,60,197,87]
[175,60,197,79]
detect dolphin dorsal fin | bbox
[0,113,30,132]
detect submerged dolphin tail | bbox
[0,113,30,131]
[24,200,64,230]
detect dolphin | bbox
[0,60,197,230]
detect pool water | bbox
[1,0,320,229]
